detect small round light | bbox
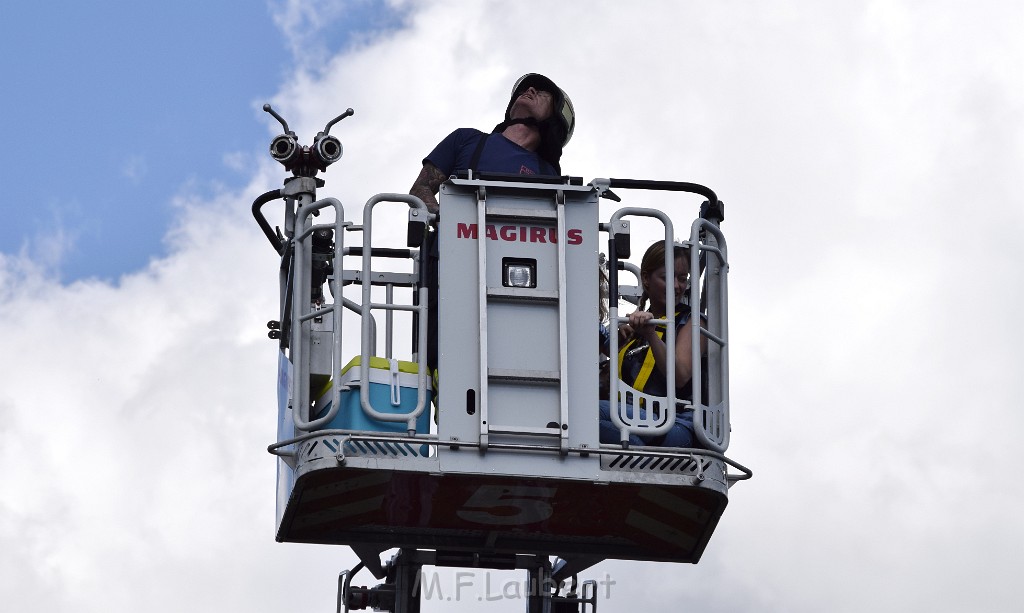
[505,264,533,288]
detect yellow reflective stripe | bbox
[632,326,666,393]
[632,350,657,391]
[632,325,662,391]
[618,309,689,395]
[614,335,638,388]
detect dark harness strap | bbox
[467,133,490,177]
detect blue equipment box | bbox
[313,356,431,434]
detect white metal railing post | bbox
[690,219,729,452]
[291,197,346,432]
[606,208,677,445]
[357,194,433,435]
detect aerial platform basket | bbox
[276,441,731,564]
[260,172,750,569]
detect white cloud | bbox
[3,1,1023,612]
[269,0,407,71]
[121,154,148,183]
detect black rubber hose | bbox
[606,178,723,223]
[252,189,284,253]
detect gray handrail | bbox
[266,431,753,482]
[292,197,347,431]
[689,218,730,452]
[358,194,433,434]
[475,186,491,449]
[607,208,679,443]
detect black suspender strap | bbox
[467,133,490,178]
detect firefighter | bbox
[409,73,575,214]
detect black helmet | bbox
[504,73,575,146]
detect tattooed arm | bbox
[409,161,447,215]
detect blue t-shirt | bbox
[424,128,557,177]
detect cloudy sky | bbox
[2,1,1022,611]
